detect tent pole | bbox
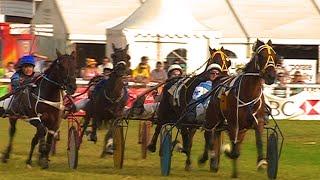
[156,34,161,61]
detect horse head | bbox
[111,44,131,71]
[113,61,128,77]
[248,39,278,85]
[45,50,77,95]
[207,46,231,74]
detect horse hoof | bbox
[231,174,238,179]
[1,158,8,163]
[185,164,192,171]
[257,159,268,171]
[26,164,32,169]
[198,156,207,167]
[147,144,156,153]
[39,158,49,169]
[1,153,9,163]
[100,152,106,158]
[209,158,219,173]
[106,147,114,155]
[174,143,184,153]
[87,133,97,143]
[26,160,32,165]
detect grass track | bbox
[0,119,319,179]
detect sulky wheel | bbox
[67,126,79,169]
[160,127,172,176]
[267,132,279,179]
[113,125,125,169]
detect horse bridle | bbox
[210,49,230,72]
[43,57,75,92]
[253,44,276,74]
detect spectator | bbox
[150,61,167,82]
[276,56,289,83]
[82,58,99,80]
[290,71,305,96]
[97,57,113,74]
[4,62,15,78]
[132,63,150,83]
[140,56,151,75]
[291,71,305,84]
[163,61,169,72]
[273,72,287,98]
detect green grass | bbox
[0,119,319,180]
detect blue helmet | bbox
[19,55,35,67]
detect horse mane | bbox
[43,58,58,75]
[243,56,256,73]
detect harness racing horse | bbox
[82,44,130,156]
[202,39,278,178]
[146,47,231,171]
[1,50,77,169]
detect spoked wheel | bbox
[267,132,279,179]
[113,125,125,169]
[67,126,79,169]
[141,121,150,159]
[160,126,172,176]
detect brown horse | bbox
[201,39,278,178]
[82,44,130,156]
[146,47,231,171]
[1,50,77,169]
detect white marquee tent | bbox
[33,0,320,44]
[32,0,320,74]
[106,0,218,73]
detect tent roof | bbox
[110,0,211,34]
[48,0,320,43]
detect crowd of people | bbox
[0,54,310,88]
[79,55,180,85]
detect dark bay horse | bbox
[201,39,278,178]
[1,50,77,169]
[146,47,231,171]
[82,44,130,156]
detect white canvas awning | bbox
[34,0,320,44]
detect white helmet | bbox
[206,63,222,72]
[104,63,113,70]
[168,64,183,73]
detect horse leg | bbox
[29,119,48,169]
[81,115,91,140]
[210,131,222,172]
[2,118,17,163]
[224,131,246,178]
[101,121,114,157]
[181,128,196,171]
[26,134,39,167]
[198,130,211,166]
[256,120,267,170]
[138,121,142,144]
[147,123,162,152]
[45,132,55,161]
[89,116,98,143]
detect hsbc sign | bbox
[265,91,320,120]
